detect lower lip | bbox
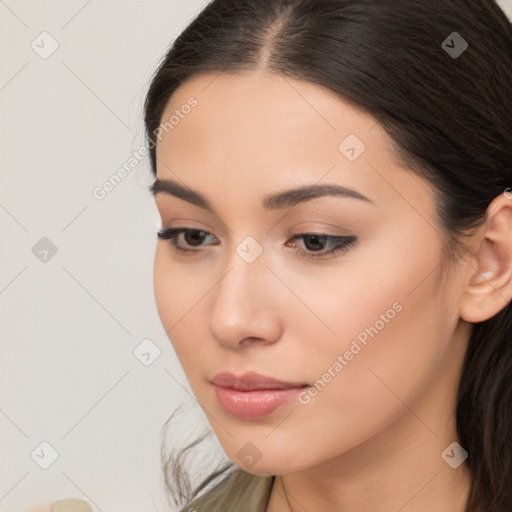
[212,384,308,419]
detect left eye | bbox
[288,233,357,259]
[156,227,357,259]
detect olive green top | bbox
[180,468,275,512]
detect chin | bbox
[229,451,310,477]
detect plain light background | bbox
[1,1,512,511]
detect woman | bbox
[144,0,512,511]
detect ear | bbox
[459,191,512,323]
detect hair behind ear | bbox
[457,304,512,511]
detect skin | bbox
[152,71,512,512]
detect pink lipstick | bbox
[210,371,308,419]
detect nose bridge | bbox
[218,229,269,299]
[208,240,281,346]
[213,242,268,319]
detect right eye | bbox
[156,227,217,254]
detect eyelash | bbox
[156,227,357,260]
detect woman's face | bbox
[152,71,470,476]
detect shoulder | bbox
[180,467,274,512]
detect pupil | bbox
[306,235,323,251]
[186,230,204,246]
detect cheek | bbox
[153,246,215,371]
[153,247,195,350]
[286,289,447,471]
[279,233,450,441]
[292,216,447,364]
[153,247,179,326]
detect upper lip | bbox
[210,371,308,391]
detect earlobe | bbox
[459,193,512,324]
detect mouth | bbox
[209,370,309,390]
[210,371,309,419]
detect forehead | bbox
[155,71,433,214]
[159,71,381,150]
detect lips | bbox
[209,370,308,391]
[210,371,309,419]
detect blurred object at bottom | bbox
[50,499,93,512]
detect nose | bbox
[208,251,283,349]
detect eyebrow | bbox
[149,178,373,213]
